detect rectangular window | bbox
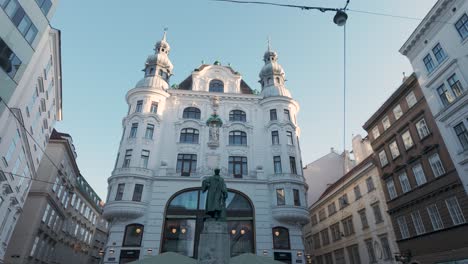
[228,156,248,178]
[129,123,138,138]
[415,118,430,139]
[342,216,354,236]
[42,204,50,222]
[0,40,19,79]
[312,233,320,249]
[276,188,285,206]
[283,109,291,121]
[412,163,427,186]
[379,235,392,260]
[132,184,144,202]
[320,229,330,246]
[286,131,293,145]
[427,204,444,231]
[378,150,388,167]
[330,223,341,241]
[324,253,333,264]
[393,104,403,120]
[411,210,426,235]
[354,185,361,200]
[346,244,361,264]
[389,141,400,159]
[141,150,150,168]
[273,156,282,174]
[271,130,279,145]
[448,73,464,98]
[311,214,318,226]
[328,202,337,216]
[432,43,447,63]
[176,154,197,176]
[366,177,375,192]
[293,189,300,206]
[406,91,417,108]
[365,239,377,263]
[372,126,380,139]
[446,197,466,225]
[289,156,297,174]
[372,203,384,223]
[123,149,132,168]
[382,116,390,131]
[4,130,20,165]
[334,248,345,264]
[429,153,445,177]
[455,13,468,39]
[437,83,454,106]
[30,236,40,256]
[270,109,277,121]
[318,209,326,221]
[135,100,143,113]
[399,172,411,193]
[145,124,154,139]
[47,209,55,227]
[339,194,349,209]
[1,1,37,44]
[401,130,414,150]
[35,0,52,15]
[52,177,59,192]
[386,178,397,200]
[358,209,369,229]
[115,183,125,201]
[454,122,468,150]
[150,101,158,114]
[423,54,436,73]
[397,215,410,239]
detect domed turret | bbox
[259,42,291,98]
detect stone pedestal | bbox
[197,221,230,264]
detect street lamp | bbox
[334,10,348,26]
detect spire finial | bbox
[267,36,271,52]
[162,27,168,41]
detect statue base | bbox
[197,220,230,264]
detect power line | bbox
[210,0,345,12]
[347,9,454,24]
[0,169,69,188]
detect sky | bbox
[51,0,437,199]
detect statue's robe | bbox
[202,175,227,216]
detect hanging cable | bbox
[347,9,454,24]
[0,169,69,188]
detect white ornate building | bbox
[102,33,309,264]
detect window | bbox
[150,101,158,114]
[401,130,414,150]
[412,164,427,186]
[229,131,247,145]
[358,209,369,229]
[129,123,138,138]
[386,178,397,200]
[378,150,388,167]
[346,244,361,264]
[276,189,285,206]
[330,223,341,241]
[372,203,383,223]
[286,131,293,145]
[273,156,282,174]
[396,216,410,239]
[454,122,468,150]
[132,184,144,202]
[389,141,400,159]
[1,1,37,44]
[432,43,447,63]
[427,204,444,231]
[393,104,403,120]
[372,126,380,139]
[382,116,390,131]
[354,185,361,200]
[455,13,468,40]
[271,131,279,145]
[123,224,144,247]
[415,118,430,139]
[411,210,426,235]
[145,124,154,139]
[328,202,337,216]
[141,150,150,168]
[406,91,417,108]
[293,189,300,206]
[379,235,392,260]
[342,217,354,236]
[318,209,326,221]
[42,204,50,222]
[35,0,52,15]
[448,73,464,99]
[180,128,199,144]
[115,183,125,201]
[399,172,411,193]
[437,84,454,106]
[283,109,291,121]
[270,109,277,121]
[176,154,197,176]
[320,229,330,246]
[30,236,40,256]
[183,107,201,119]
[429,153,445,177]
[228,156,248,178]
[52,177,59,192]
[423,54,436,73]
[339,194,349,209]
[366,177,375,192]
[123,149,132,168]
[311,215,318,226]
[324,253,333,264]
[0,38,22,79]
[229,110,246,122]
[135,100,143,113]
[446,197,466,225]
[334,248,346,264]
[209,79,224,92]
[272,227,290,249]
[289,156,297,174]
[365,239,376,263]
[313,233,320,249]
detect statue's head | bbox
[214,168,220,175]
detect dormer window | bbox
[209,79,224,93]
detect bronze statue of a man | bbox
[202,169,228,221]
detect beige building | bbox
[5,130,108,264]
[304,137,399,264]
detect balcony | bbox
[111,167,153,178]
[269,173,305,183]
[272,205,309,225]
[102,200,148,220]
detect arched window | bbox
[229,131,247,145]
[161,189,254,258]
[180,128,199,144]
[209,79,224,93]
[183,107,201,119]
[272,227,290,249]
[123,224,144,247]
[229,110,246,122]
